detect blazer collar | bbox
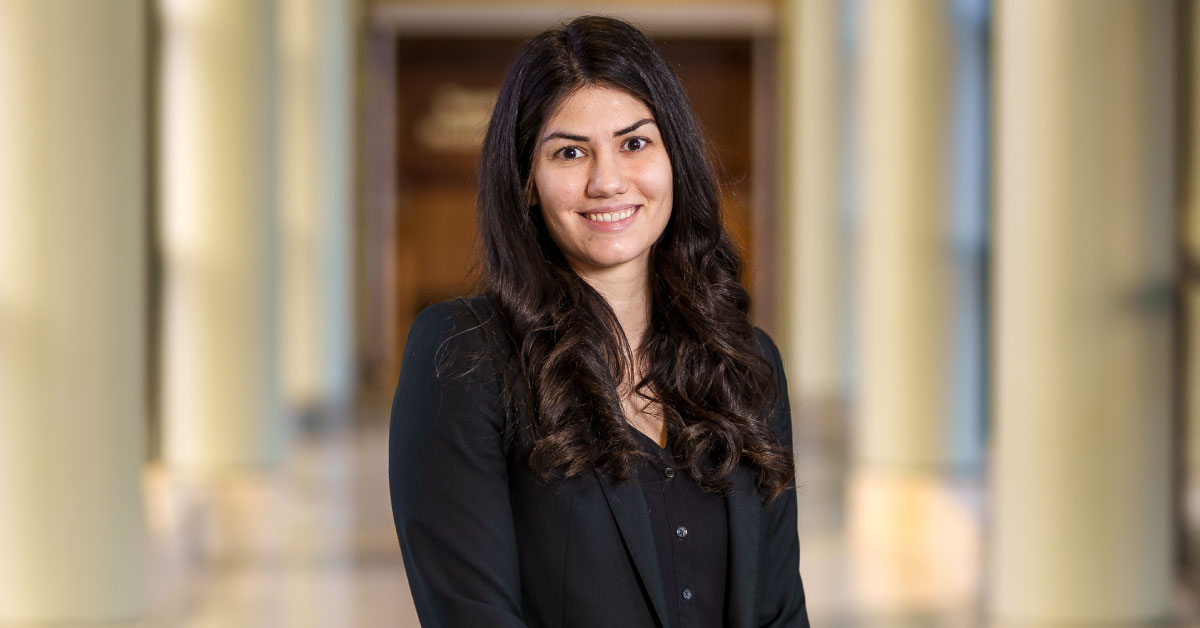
[594,464,762,628]
[594,469,671,628]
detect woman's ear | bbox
[526,182,540,207]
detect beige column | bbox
[281,0,355,411]
[777,0,844,403]
[855,1,954,468]
[0,1,146,621]
[1187,0,1200,504]
[991,0,1175,622]
[160,0,286,469]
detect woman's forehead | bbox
[541,85,656,135]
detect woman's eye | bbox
[557,146,584,160]
[624,137,648,151]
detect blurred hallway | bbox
[135,400,417,628]
[3,0,1199,626]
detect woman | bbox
[390,15,809,628]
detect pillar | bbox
[777,0,845,404]
[0,1,146,620]
[855,0,956,468]
[1186,0,1200,511]
[280,0,355,412]
[160,0,286,469]
[991,0,1175,621]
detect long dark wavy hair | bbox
[475,15,794,501]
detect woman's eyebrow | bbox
[542,131,588,144]
[540,119,657,145]
[613,118,655,136]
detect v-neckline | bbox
[627,422,669,452]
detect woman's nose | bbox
[586,151,628,198]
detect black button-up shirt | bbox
[631,428,728,628]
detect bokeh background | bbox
[0,0,1196,626]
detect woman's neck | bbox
[573,261,652,353]
[573,259,664,445]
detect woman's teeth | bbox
[585,207,635,222]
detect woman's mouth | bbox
[583,206,636,222]
[578,205,640,232]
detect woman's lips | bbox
[578,205,640,232]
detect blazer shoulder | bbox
[400,296,509,392]
[406,295,501,353]
[751,327,792,442]
[751,326,784,370]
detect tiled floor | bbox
[138,413,420,628]
[33,396,1200,627]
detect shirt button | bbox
[676,526,688,539]
[681,588,693,601]
[664,467,675,479]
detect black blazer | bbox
[389,297,809,628]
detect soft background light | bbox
[0,0,1194,626]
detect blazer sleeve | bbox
[389,302,528,627]
[755,330,811,628]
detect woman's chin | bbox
[566,249,651,275]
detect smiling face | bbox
[531,85,674,280]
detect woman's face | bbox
[531,85,673,279]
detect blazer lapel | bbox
[594,469,671,628]
[725,465,761,628]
